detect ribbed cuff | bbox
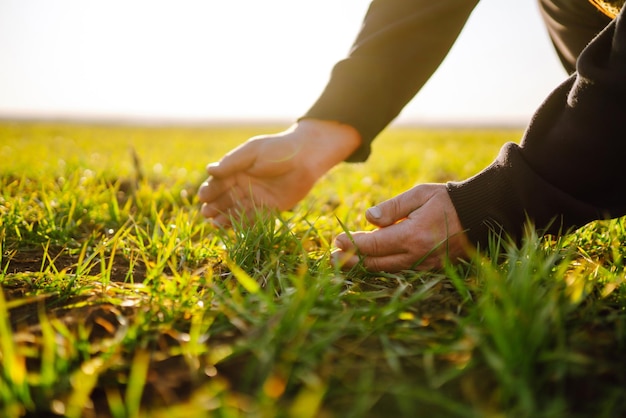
[447,142,603,249]
[446,153,522,248]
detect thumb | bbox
[365,185,435,227]
[207,141,259,178]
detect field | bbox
[0,121,625,417]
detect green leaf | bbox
[226,258,260,294]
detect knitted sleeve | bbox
[447,10,626,247]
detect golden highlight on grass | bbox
[0,122,625,418]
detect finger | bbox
[362,252,442,272]
[201,201,222,219]
[197,176,236,204]
[336,225,409,259]
[333,249,434,273]
[330,249,359,270]
[365,185,435,228]
[208,212,231,228]
[203,194,253,227]
[212,196,276,229]
[211,210,235,228]
[335,229,401,258]
[200,182,252,219]
[207,141,259,178]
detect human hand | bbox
[197,119,361,226]
[333,184,472,272]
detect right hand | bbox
[332,184,471,272]
[197,119,361,226]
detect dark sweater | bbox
[302,1,626,247]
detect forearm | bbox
[448,11,626,246]
[446,135,607,247]
[302,0,479,162]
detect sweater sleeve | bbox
[447,9,626,247]
[301,0,479,162]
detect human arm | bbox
[199,0,480,224]
[447,9,626,248]
[303,0,479,162]
[335,8,626,272]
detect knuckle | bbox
[364,256,383,272]
[390,197,403,214]
[366,234,381,255]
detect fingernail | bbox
[367,206,382,219]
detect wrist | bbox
[292,119,362,176]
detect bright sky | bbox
[0,0,568,125]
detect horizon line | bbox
[0,113,528,130]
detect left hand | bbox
[197,120,361,227]
[333,183,472,272]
